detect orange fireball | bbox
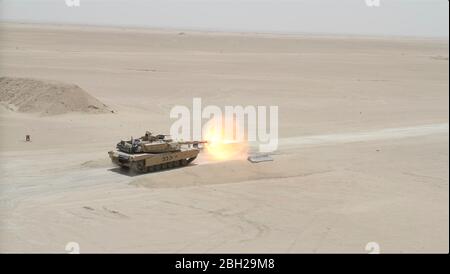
[203,118,248,161]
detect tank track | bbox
[130,156,197,173]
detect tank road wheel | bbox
[173,160,180,167]
[161,163,168,169]
[167,162,174,169]
[130,162,137,172]
[147,166,155,172]
[154,165,161,171]
[187,156,197,163]
[133,161,146,173]
[180,159,188,166]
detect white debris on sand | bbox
[247,154,274,163]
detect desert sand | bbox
[0,23,448,253]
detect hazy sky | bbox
[0,0,448,37]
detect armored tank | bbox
[108,131,206,173]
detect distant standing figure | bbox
[25,135,31,142]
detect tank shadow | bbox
[108,163,199,177]
[108,167,142,177]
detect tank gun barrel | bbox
[178,140,208,145]
[178,140,208,148]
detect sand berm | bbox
[0,77,112,115]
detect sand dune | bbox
[0,77,112,115]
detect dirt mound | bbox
[0,77,112,115]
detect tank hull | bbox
[108,149,200,173]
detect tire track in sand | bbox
[248,123,449,153]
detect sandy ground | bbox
[0,23,448,253]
